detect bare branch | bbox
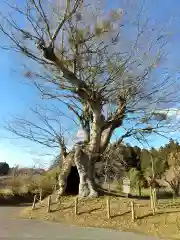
[1,0,179,161]
[4,105,71,154]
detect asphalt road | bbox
[0,206,159,240]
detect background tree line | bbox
[93,138,180,196]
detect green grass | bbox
[131,188,150,197]
[131,187,173,198]
[0,188,14,196]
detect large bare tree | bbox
[1,0,180,197]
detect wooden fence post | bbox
[74,197,78,216]
[32,194,37,210]
[47,195,51,213]
[130,200,135,222]
[106,196,111,219]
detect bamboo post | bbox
[47,195,51,213]
[152,200,156,216]
[153,188,157,207]
[56,193,60,203]
[106,196,111,219]
[150,187,155,215]
[150,186,153,208]
[172,194,175,205]
[108,183,110,193]
[32,194,37,210]
[74,196,78,216]
[150,155,156,214]
[39,189,42,203]
[130,200,135,222]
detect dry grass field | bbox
[20,192,180,240]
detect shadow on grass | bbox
[50,205,73,212]
[98,188,123,197]
[157,191,173,199]
[137,209,180,220]
[51,206,102,215]
[111,210,131,219]
[98,186,173,200]
[127,191,173,200]
[79,207,102,215]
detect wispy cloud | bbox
[75,129,85,141]
[157,108,180,120]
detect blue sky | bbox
[0,0,180,168]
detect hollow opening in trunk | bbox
[65,166,79,195]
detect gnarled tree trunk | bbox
[57,89,125,198]
[57,151,76,198]
[57,145,99,198]
[57,123,117,198]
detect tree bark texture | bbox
[58,144,99,198]
[57,113,119,198]
[57,151,76,198]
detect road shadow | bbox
[0,195,33,207]
[0,203,32,207]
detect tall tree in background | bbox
[140,148,166,186]
[0,162,10,176]
[165,150,180,196]
[0,0,180,197]
[97,142,141,183]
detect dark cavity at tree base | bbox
[65,166,80,195]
